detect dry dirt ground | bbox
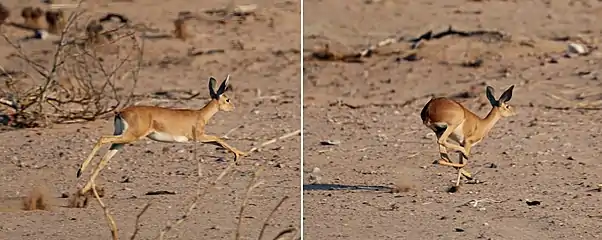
[0,0,300,240]
[303,0,601,239]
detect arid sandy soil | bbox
[0,1,300,240]
[303,0,601,239]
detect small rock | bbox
[567,43,587,55]
[120,176,131,183]
[34,30,49,40]
[320,140,341,146]
[525,200,541,206]
[454,227,465,232]
[308,174,321,184]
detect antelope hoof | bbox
[76,168,83,178]
[234,150,247,161]
[460,169,473,180]
[233,154,242,165]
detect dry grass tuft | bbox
[67,185,105,208]
[390,176,414,193]
[0,3,10,25]
[447,185,460,193]
[45,9,65,34]
[22,185,53,211]
[173,17,191,40]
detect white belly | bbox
[449,121,483,147]
[441,120,463,144]
[147,131,189,143]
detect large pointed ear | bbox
[216,74,230,95]
[208,76,218,99]
[498,85,514,103]
[485,86,498,106]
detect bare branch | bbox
[129,201,153,240]
[247,129,301,153]
[0,3,142,127]
[92,182,118,240]
[258,196,290,240]
[236,169,265,240]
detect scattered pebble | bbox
[308,167,322,184]
[320,140,341,145]
[567,42,587,55]
[525,200,541,206]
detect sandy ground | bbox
[303,0,601,239]
[0,1,300,240]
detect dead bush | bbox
[0,1,142,128]
[22,184,53,211]
[67,184,105,208]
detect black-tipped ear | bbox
[485,86,498,106]
[498,85,514,103]
[208,77,218,99]
[216,74,230,95]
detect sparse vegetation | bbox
[0,1,300,239]
[21,184,52,211]
[0,1,141,128]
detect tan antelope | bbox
[76,75,247,195]
[420,85,516,187]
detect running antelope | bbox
[420,85,516,187]
[76,75,247,195]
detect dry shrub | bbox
[45,9,66,34]
[0,1,142,128]
[67,185,105,208]
[173,17,191,40]
[21,7,45,29]
[0,3,10,25]
[390,176,414,193]
[22,184,53,211]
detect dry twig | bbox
[235,168,265,240]
[271,228,299,240]
[129,201,153,240]
[305,26,509,63]
[247,129,301,153]
[92,182,118,240]
[258,196,290,240]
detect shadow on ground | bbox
[303,183,393,192]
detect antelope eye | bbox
[226,99,230,102]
